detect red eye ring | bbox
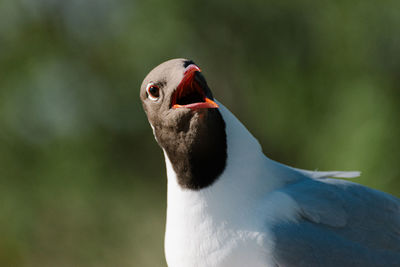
[146,83,160,101]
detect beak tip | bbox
[205,97,219,108]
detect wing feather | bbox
[271,177,400,266]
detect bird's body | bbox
[140,59,400,267]
[164,101,400,267]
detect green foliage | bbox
[0,0,399,266]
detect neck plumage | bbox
[163,101,294,197]
[155,108,227,190]
[163,101,298,242]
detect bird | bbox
[139,58,400,267]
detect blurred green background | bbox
[0,0,399,266]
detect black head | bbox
[140,58,227,190]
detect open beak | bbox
[171,64,219,110]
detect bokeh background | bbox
[1,0,399,266]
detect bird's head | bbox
[140,58,219,130]
[140,58,227,190]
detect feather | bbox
[292,167,361,179]
[271,177,400,266]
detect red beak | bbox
[172,64,219,110]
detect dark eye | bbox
[146,83,160,101]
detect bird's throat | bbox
[155,109,227,190]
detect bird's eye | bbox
[146,83,160,101]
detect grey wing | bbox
[271,178,400,267]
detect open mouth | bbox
[171,64,219,110]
